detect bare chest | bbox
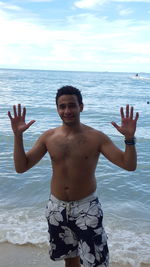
[47,135,99,161]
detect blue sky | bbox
[0,0,150,72]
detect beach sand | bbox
[0,242,149,267]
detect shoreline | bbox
[0,242,149,267]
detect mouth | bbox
[63,116,74,119]
[62,116,75,122]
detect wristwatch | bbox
[124,137,136,145]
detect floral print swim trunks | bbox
[45,192,109,266]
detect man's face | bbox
[57,94,83,125]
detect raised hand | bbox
[8,104,35,136]
[111,105,139,139]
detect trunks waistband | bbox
[49,192,97,206]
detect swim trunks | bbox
[45,192,109,266]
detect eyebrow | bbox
[58,102,77,106]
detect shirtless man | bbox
[8,85,139,267]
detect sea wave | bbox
[0,207,48,246]
[0,207,150,266]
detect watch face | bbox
[125,137,136,145]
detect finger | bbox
[8,111,13,120]
[13,105,17,117]
[22,107,26,119]
[126,104,129,118]
[18,104,21,117]
[134,112,139,122]
[120,107,124,119]
[130,106,133,119]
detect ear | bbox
[80,103,84,112]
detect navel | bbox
[64,186,69,190]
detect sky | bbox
[0,0,150,72]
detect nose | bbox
[64,106,71,114]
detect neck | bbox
[62,122,82,133]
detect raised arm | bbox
[101,105,139,171]
[8,104,47,173]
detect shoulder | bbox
[82,124,108,144]
[83,124,108,138]
[38,127,60,143]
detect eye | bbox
[68,103,77,108]
[59,104,66,110]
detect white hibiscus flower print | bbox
[59,226,77,246]
[80,241,95,266]
[46,202,64,226]
[49,240,56,256]
[75,201,102,230]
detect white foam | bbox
[130,75,150,81]
[106,226,150,266]
[0,208,150,266]
[0,208,48,246]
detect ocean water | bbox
[0,69,150,266]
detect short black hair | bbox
[56,85,83,105]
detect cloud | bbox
[114,0,150,2]
[74,0,150,9]
[0,2,150,71]
[0,1,22,11]
[74,0,106,9]
[23,0,54,2]
[119,8,133,16]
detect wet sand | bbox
[0,242,149,267]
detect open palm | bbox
[111,105,139,139]
[8,104,35,135]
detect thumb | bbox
[111,121,120,130]
[26,120,36,129]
